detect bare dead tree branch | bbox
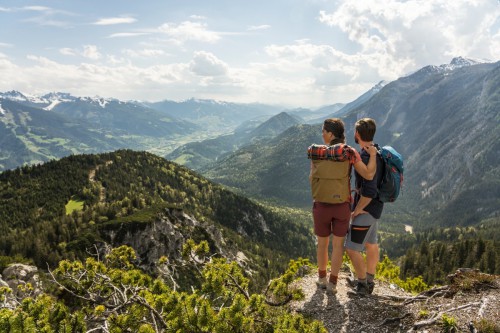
[412,302,481,330]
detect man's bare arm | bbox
[353,145,377,180]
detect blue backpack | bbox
[377,146,404,203]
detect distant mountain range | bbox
[167,111,302,170]
[0,92,202,170]
[145,98,284,132]
[0,93,300,171]
[0,91,197,137]
[0,89,339,171]
[201,57,500,229]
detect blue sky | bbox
[0,0,499,107]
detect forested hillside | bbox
[0,150,314,286]
[202,124,319,206]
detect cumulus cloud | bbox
[58,45,104,59]
[82,45,101,60]
[158,21,221,43]
[93,17,136,25]
[0,52,193,101]
[0,50,232,102]
[189,51,228,76]
[318,0,500,71]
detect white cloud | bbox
[491,31,500,60]
[20,5,74,27]
[93,17,136,25]
[190,15,206,20]
[106,55,128,65]
[0,52,227,102]
[107,32,150,38]
[123,49,165,57]
[82,45,101,60]
[189,51,228,76]
[22,6,74,16]
[23,6,52,12]
[59,46,104,59]
[158,21,221,44]
[59,48,76,56]
[318,0,500,70]
[247,25,271,31]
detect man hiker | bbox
[345,118,384,295]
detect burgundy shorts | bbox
[312,201,351,237]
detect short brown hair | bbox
[355,118,376,141]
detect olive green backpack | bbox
[310,160,351,204]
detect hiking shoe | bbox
[354,281,369,295]
[367,281,375,294]
[346,276,357,288]
[326,282,337,295]
[316,277,328,289]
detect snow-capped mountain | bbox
[404,57,489,78]
[0,91,122,111]
[41,92,76,102]
[445,56,484,69]
[0,90,48,105]
[0,91,200,171]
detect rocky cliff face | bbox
[101,207,239,270]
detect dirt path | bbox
[88,161,113,203]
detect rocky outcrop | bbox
[103,207,232,269]
[0,264,42,308]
